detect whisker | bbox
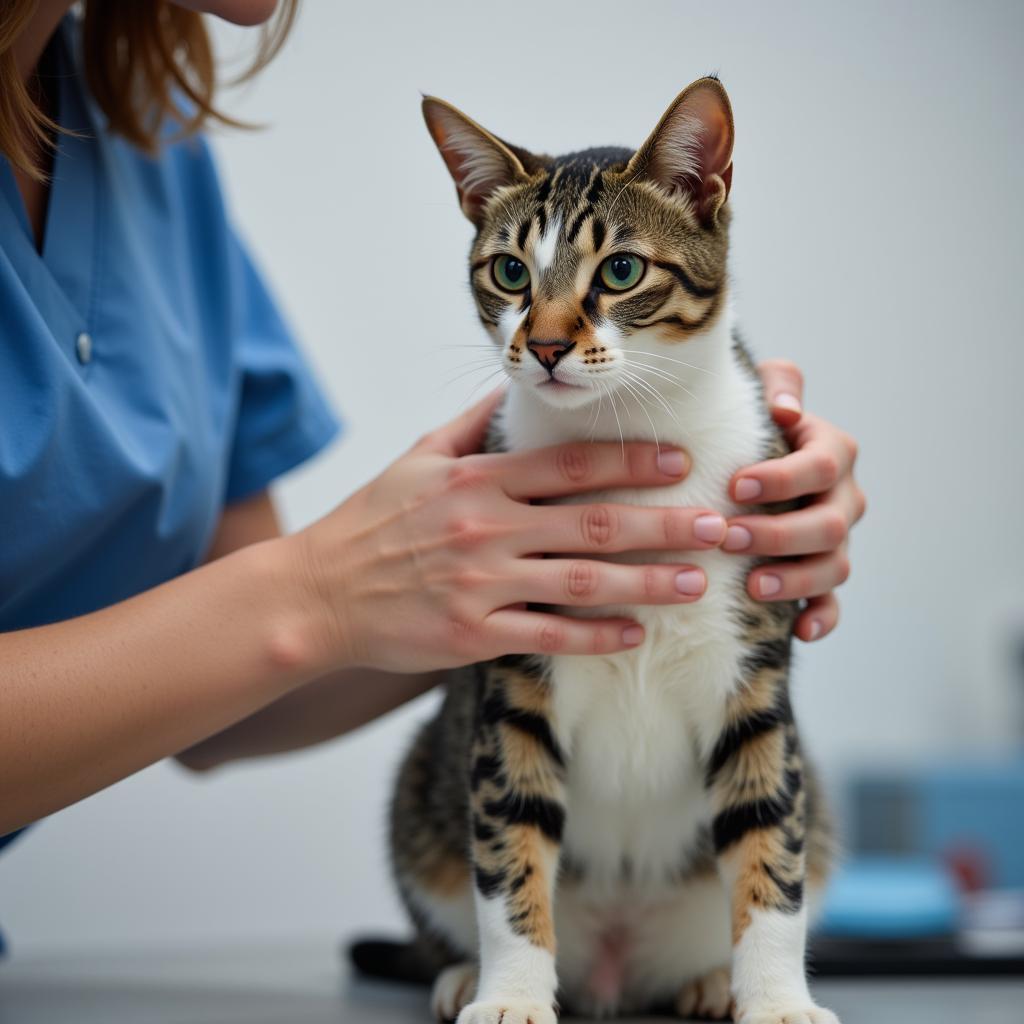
[624,359,699,402]
[605,171,641,220]
[619,376,661,450]
[619,367,682,427]
[623,359,687,390]
[459,367,507,407]
[588,384,606,442]
[441,360,504,389]
[605,380,626,460]
[628,349,717,376]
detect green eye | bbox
[599,253,645,291]
[492,254,531,292]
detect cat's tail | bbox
[347,935,443,986]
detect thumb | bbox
[420,386,507,457]
[758,359,804,428]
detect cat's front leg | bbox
[704,666,838,1024]
[459,660,566,1024]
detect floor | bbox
[0,938,1021,1024]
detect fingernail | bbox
[622,625,645,646]
[694,514,725,543]
[758,574,783,597]
[675,569,705,595]
[774,392,802,415]
[724,525,753,551]
[809,620,823,641]
[656,450,688,476]
[734,478,762,502]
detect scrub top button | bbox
[76,331,93,365]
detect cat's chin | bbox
[520,378,600,412]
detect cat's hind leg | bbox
[676,965,733,1021]
[432,962,479,1022]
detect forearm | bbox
[177,666,444,770]
[0,537,326,836]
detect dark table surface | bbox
[0,938,1021,1024]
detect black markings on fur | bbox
[508,865,533,894]
[474,865,504,898]
[517,219,531,252]
[483,793,566,843]
[591,217,606,252]
[551,146,632,172]
[581,287,601,326]
[653,259,720,299]
[615,282,674,324]
[473,816,497,842]
[495,653,539,671]
[536,204,547,238]
[536,176,552,205]
[503,709,566,768]
[712,790,795,854]
[471,257,490,273]
[704,694,794,786]
[765,862,805,910]
[480,691,566,768]
[566,207,592,245]
[782,828,805,855]
[470,754,505,791]
[627,310,714,333]
[744,636,792,674]
[474,285,509,327]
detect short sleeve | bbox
[223,233,341,503]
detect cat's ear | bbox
[422,97,532,225]
[626,77,734,226]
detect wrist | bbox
[264,529,358,677]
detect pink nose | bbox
[527,339,575,372]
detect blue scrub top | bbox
[0,20,340,866]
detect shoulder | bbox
[57,15,232,236]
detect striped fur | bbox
[380,79,839,1024]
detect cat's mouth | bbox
[536,378,583,392]
[527,373,599,410]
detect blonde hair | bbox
[0,0,298,181]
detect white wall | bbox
[3,0,1023,953]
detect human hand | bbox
[292,390,733,673]
[723,360,866,642]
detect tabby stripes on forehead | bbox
[517,219,531,252]
[565,168,604,245]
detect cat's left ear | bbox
[422,97,532,225]
[626,77,735,226]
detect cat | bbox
[351,77,838,1024]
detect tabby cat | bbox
[353,77,838,1024]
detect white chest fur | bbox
[497,313,770,881]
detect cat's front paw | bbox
[738,1001,839,1024]
[456,999,557,1024]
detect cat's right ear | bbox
[422,97,530,225]
[626,77,735,227]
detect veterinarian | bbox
[0,0,864,897]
